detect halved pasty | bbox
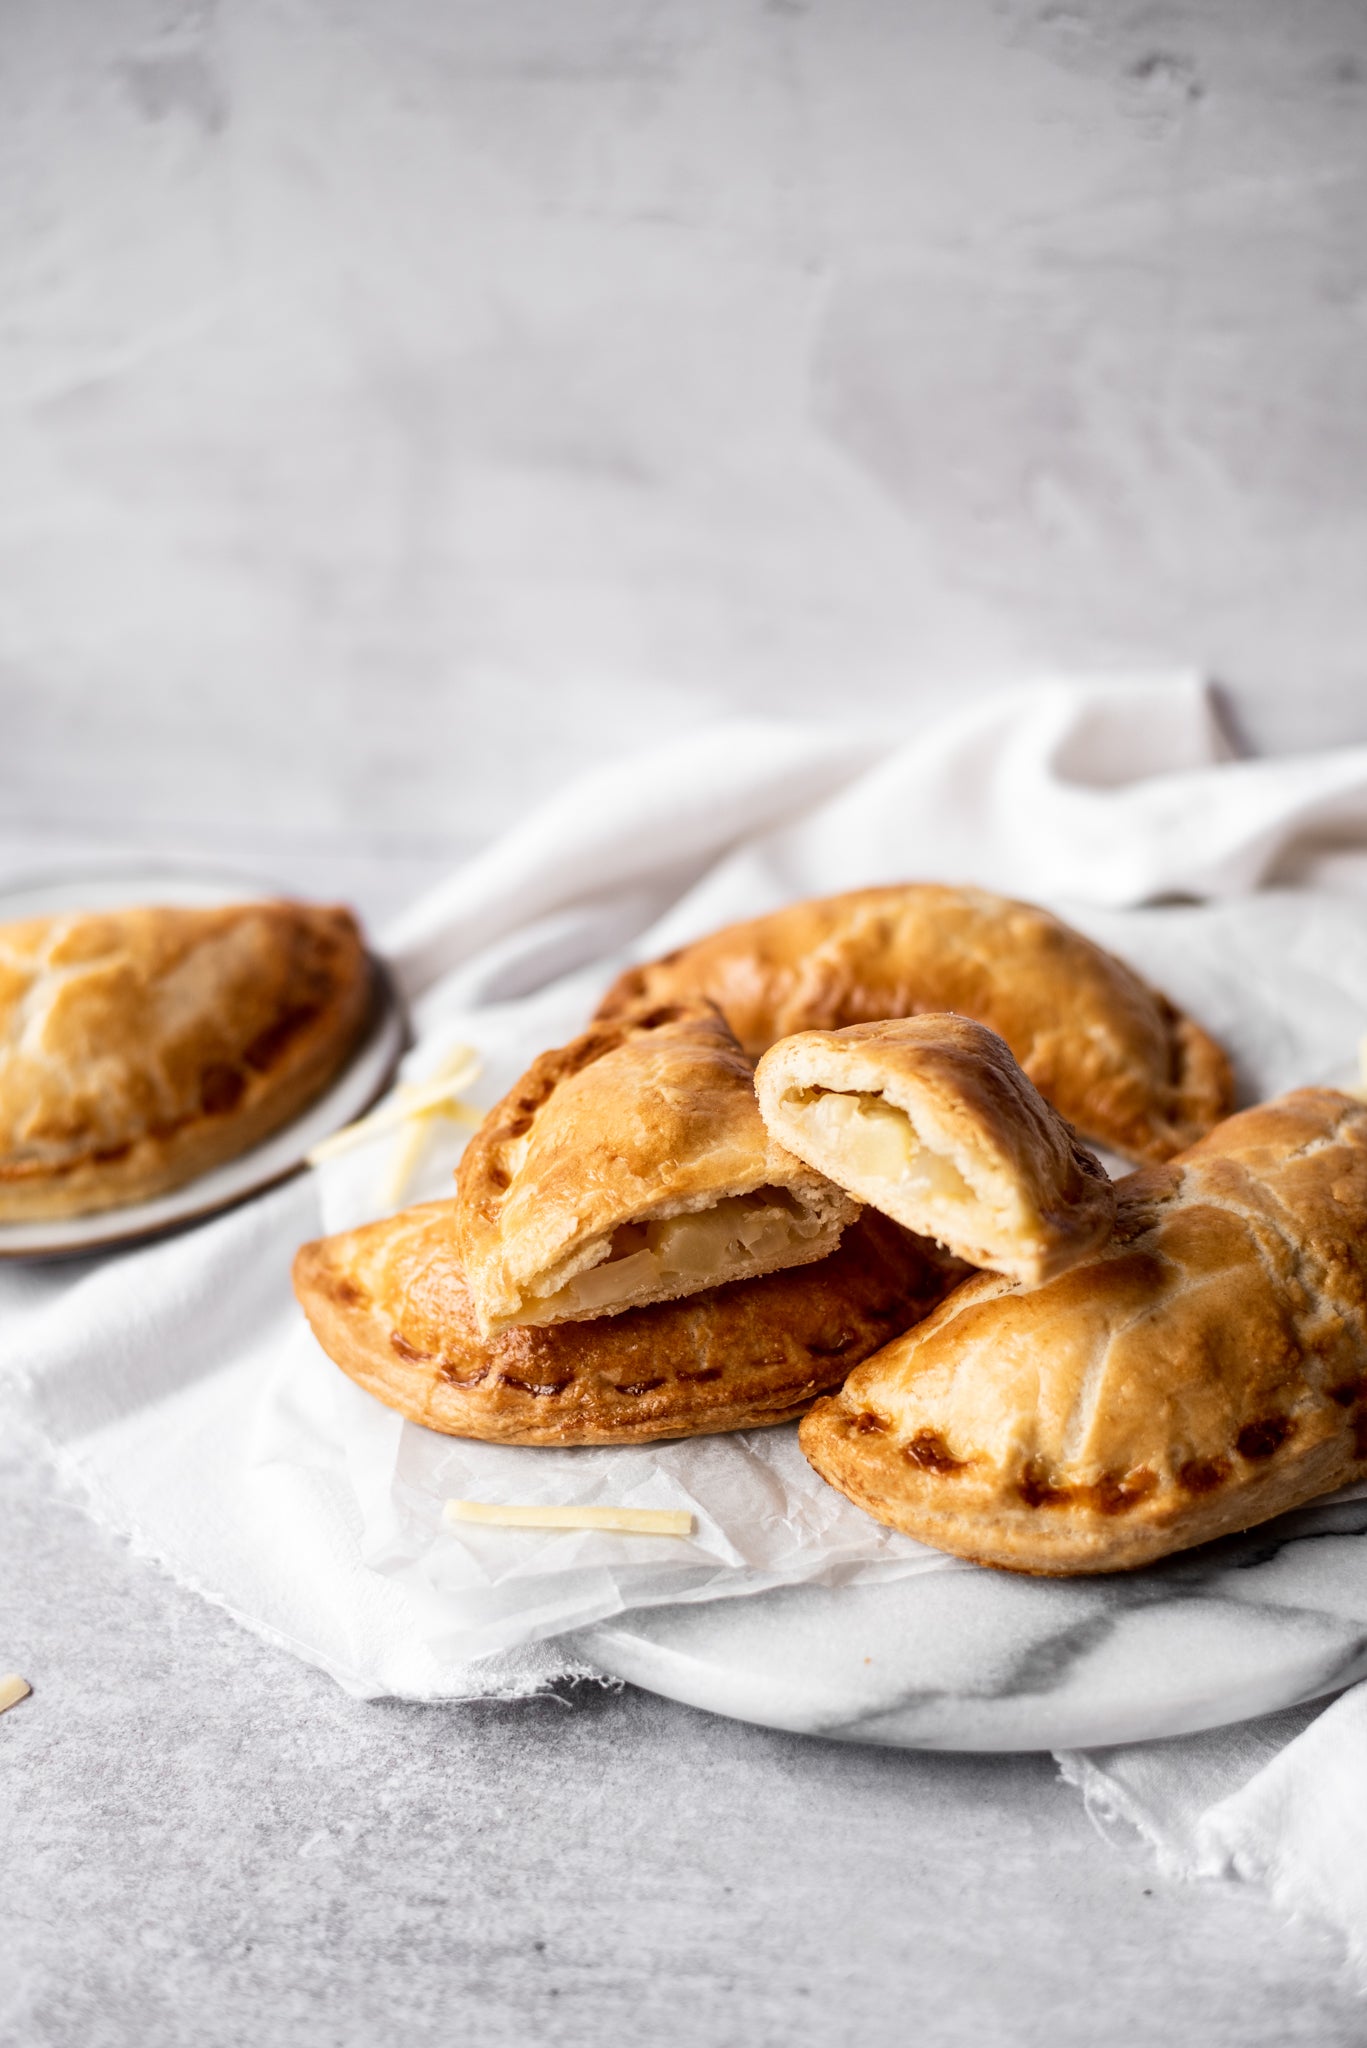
[294,1203,962,1445]
[800,1089,1367,1575]
[597,883,1233,1164]
[455,1000,856,1337]
[0,902,371,1220]
[755,1016,1115,1285]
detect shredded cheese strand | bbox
[1341,1035,1367,1105]
[0,1674,31,1715]
[375,1094,483,1207]
[444,1500,693,1538]
[376,1113,436,1210]
[306,1049,483,1166]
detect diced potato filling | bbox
[532,1189,824,1318]
[797,1090,976,1208]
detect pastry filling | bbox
[525,1186,833,1322]
[786,1088,1014,1250]
[797,1090,974,1196]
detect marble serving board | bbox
[573,1488,1367,1752]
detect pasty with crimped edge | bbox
[799,1090,1367,1576]
[755,1015,1116,1286]
[294,1202,964,1445]
[597,883,1232,1165]
[0,901,371,1221]
[455,999,857,1338]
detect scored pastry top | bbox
[0,901,370,1221]
[799,1088,1367,1575]
[755,1014,1116,1286]
[597,882,1233,1164]
[455,1000,857,1337]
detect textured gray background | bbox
[3,0,1367,908]
[4,0,1367,2040]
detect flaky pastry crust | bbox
[800,1089,1367,1575]
[455,1000,856,1337]
[598,883,1232,1164]
[0,902,371,1220]
[294,1203,963,1445]
[755,1015,1116,1285]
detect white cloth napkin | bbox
[5,672,1367,1966]
[1058,1687,1367,1984]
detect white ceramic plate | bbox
[0,859,407,1261]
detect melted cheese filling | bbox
[530,1187,827,1320]
[797,1090,978,1210]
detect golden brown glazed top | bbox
[0,901,368,1208]
[800,1089,1367,1574]
[454,999,854,1335]
[598,883,1233,1163]
[294,1200,965,1446]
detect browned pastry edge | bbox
[294,1202,966,1446]
[0,903,373,1220]
[799,1089,1367,1574]
[596,882,1234,1164]
[801,1413,1360,1578]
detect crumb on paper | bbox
[0,1675,31,1715]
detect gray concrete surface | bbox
[3,1435,1361,2048]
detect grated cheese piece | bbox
[376,1112,436,1210]
[306,1046,483,1167]
[376,1099,481,1207]
[307,1043,485,1210]
[444,1499,693,1538]
[0,1674,31,1715]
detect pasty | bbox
[755,1015,1115,1285]
[597,883,1232,1163]
[799,1089,1367,1574]
[294,1203,963,1445]
[455,1000,856,1336]
[0,901,371,1220]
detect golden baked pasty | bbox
[800,1089,1367,1575]
[0,902,371,1221]
[295,1202,962,1445]
[597,883,1233,1163]
[755,1016,1116,1286]
[455,1000,856,1337]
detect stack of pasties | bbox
[295,881,1367,1575]
[296,999,966,1444]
